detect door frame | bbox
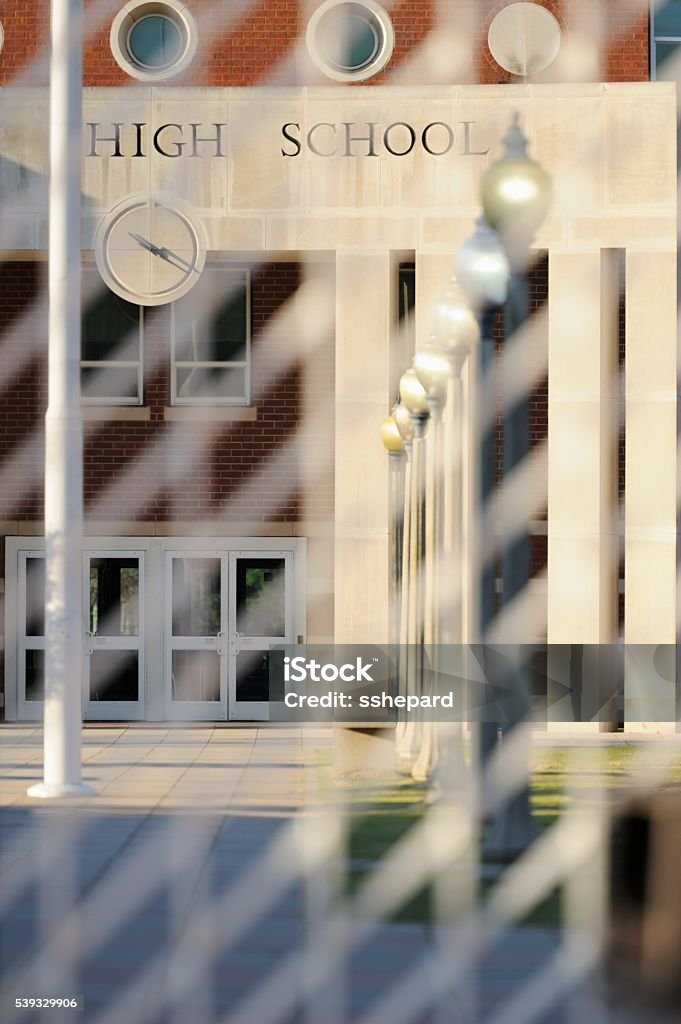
[15,549,46,722]
[227,549,294,721]
[163,549,227,722]
[83,548,146,721]
[4,535,307,722]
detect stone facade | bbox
[0,2,675,723]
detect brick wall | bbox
[0,0,649,87]
[0,260,334,536]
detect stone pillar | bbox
[334,251,394,771]
[623,250,677,733]
[547,250,619,732]
[334,251,393,643]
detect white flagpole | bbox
[28,0,92,798]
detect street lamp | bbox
[412,283,481,783]
[381,411,406,757]
[481,112,552,272]
[380,411,404,455]
[395,369,429,772]
[411,338,450,782]
[456,215,510,679]
[476,113,552,864]
[381,410,405,649]
[432,281,480,640]
[456,214,510,314]
[399,367,430,432]
[392,400,416,765]
[393,400,415,445]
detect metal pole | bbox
[477,306,500,768]
[413,404,443,782]
[441,348,469,645]
[28,0,92,798]
[481,271,537,861]
[396,417,427,772]
[388,450,405,648]
[395,442,412,756]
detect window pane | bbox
[90,558,139,637]
[25,650,44,702]
[25,557,45,637]
[128,15,183,68]
[81,366,139,400]
[82,288,140,362]
[89,650,139,702]
[172,558,221,637]
[236,558,286,637]
[235,650,270,702]
[655,40,681,77]
[655,1,681,36]
[174,274,248,362]
[398,264,415,322]
[171,650,221,701]
[175,367,247,401]
[323,11,380,71]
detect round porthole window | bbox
[306,0,394,82]
[111,1,198,81]
[127,14,183,69]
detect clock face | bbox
[95,195,206,306]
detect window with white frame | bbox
[171,266,250,405]
[81,266,143,404]
[651,0,681,78]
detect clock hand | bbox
[128,231,162,256]
[155,247,195,273]
[129,231,195,274]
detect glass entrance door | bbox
[84,553,144,720]
[165,554,226,720]
[228,551,293,720]
[17,552,46,721]
[163,549,293,720]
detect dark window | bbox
[81,268,142,404]
[172,268,250,404]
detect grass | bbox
[318,744,681,928]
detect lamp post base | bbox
[27,782,95,799]
[481,790,538,865]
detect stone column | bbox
[547,250,619,732]
[334,251,394,770]
[624,250,677,733]
[334,251,393,643]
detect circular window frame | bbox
[306,0,394,83]
[126,13,184,72]
[110,0,198,82]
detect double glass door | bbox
[16,551,144,721]
[165,550,292,720]
[12,543,297,722]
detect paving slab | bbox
[2,725,659,1023]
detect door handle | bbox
[217,630,224,656]
[85,630,93,656]
[230,631,240,655]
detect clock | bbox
[94,194,207,306]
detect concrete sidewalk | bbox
[0,725,642,1024]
